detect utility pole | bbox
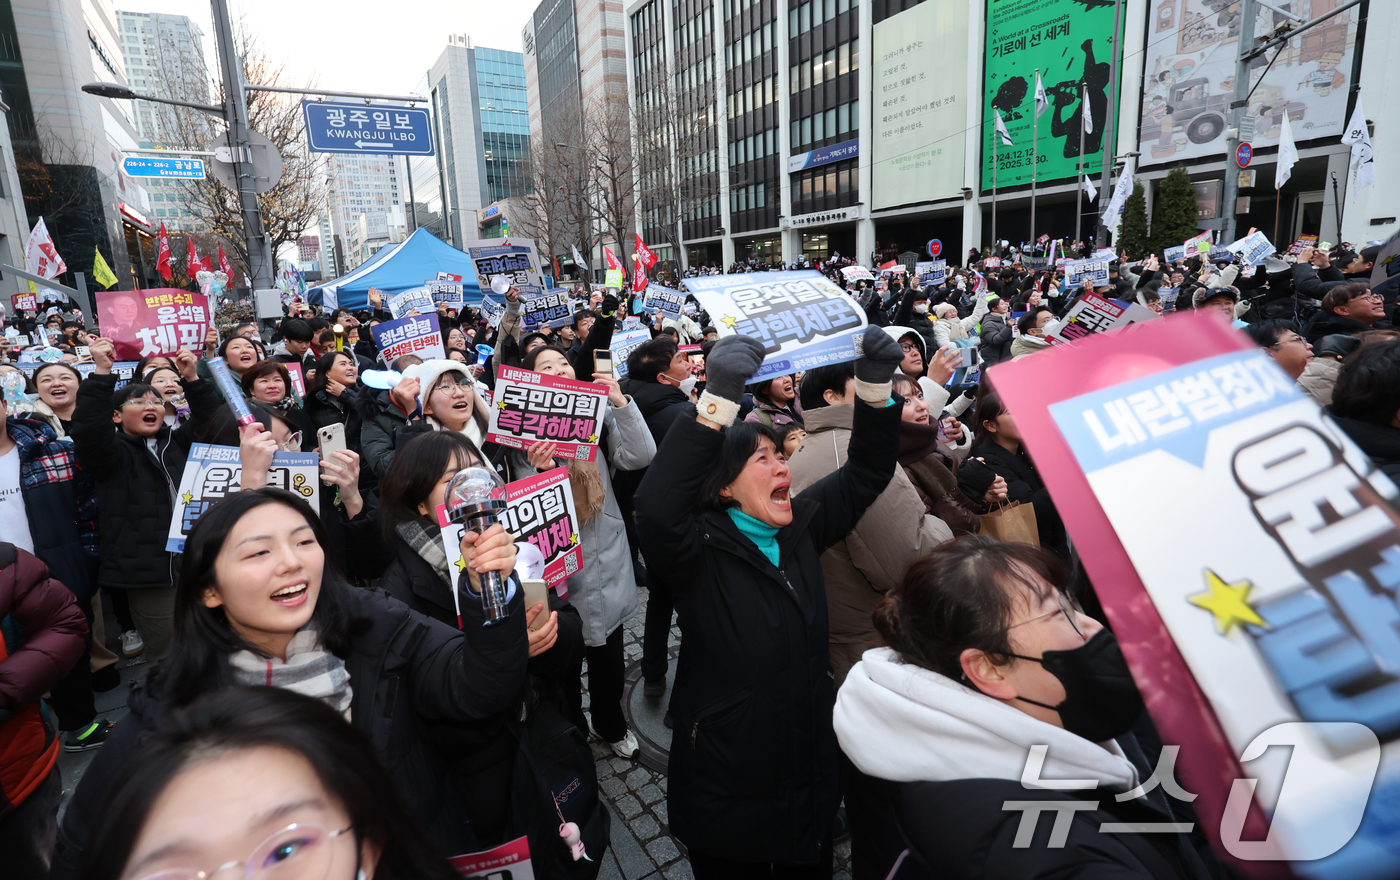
[210,0,274,291]
[1219,0,1257,246]
[1094,0,1124,246]
[1075,82,1087,246]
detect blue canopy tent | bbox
[307,228,483,311]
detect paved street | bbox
[59,585,853,879]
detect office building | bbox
[406,37,531,248]
[325,153,405,271]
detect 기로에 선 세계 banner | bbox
[981,0,1122,191]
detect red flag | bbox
[157,223,173,280]
[878,259,898,270]
[186,238,210,275]
[218,247,233,277]
[631,264,648,294]
[634,234,657,269]
[604,246,622,272]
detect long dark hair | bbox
[379,431,483,543]
[308,350,355,396]
[700,421,783,510]
[147,489,359,709]
[79,687,458,880]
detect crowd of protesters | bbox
[0,225,1397,880]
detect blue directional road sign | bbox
[302,101,434,156]
[121,156,206,179]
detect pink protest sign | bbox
[96,288,211,361]
[486,365,608,462]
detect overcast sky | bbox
[144,0,534,96]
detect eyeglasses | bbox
[1006,591,1084,638]
[899,342,919,353]
[121,396,166,409]
[278,431,303,452]
[433,375,474,393]
[131,823,353,880]
[1353,292,1384,303]
[1268,333,1307,349]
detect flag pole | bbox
[1030,68,1039,247]
[992,120,998,256]
[1075,82,1086,247]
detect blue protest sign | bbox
[302,101,434,156]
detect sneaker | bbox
[63,719,116,752]
[589,724,639,759]
[120,630,144,658]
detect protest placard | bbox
[1185,230,1213,254]
[487,365,608,462]
[984,257,1003,268]
[642,283,684,316]
[1162,245,1187,264]
[427,280,465,308]
[1287,234,1319,255]
[387,287,435,319]
[1045,293,1156,344]
[478,294,504,329]
[461,238,546,293]
[915,260,947,285]
[839,265,874,283]
[991,314,1400,877]
[1226,230,1275,266]
[684,270,867,382]
[1207,247,1236,264]
[435,466,582,597]
[1064,259,1111,287]
[285,363,306,398]
[436,271,463,282]
[604,268,625,289]
[11,293,35,311]
[1158,287,1181,309]
[610,328,651,378]
[1091,247,1117,261]
[521,290,571,330]
[448,836,534,880]
[96,289,212,361]
[878,265,907,277]
[372,313,445,364]
[166,444,319,552]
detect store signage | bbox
[786,206,861,229]
[787,138,859,173]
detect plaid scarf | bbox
[397,519,451,586]
[229,628,353,721]
[7,417,99,556]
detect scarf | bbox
[229,628,354,721]
[566,459,606,524]
[727,507,780,568]
[427,412,487,450]
[397,519,451,586]
[898,419,950,468]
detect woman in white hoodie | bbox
[833,536,1213,880]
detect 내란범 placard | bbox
[372,313,446,363]
[487,365,608,462]
[1045,293,1157,344]
[96,289,212,361]
[642,283,684,316]
[1064,259,1111,288]
[166,444,319,553]
[609,328,652,379]
[435,465,582,598]
[684,270,868,383]
[991,314,1399,877]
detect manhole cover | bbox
[621,646,678,775]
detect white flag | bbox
[571,244,589,270]
[1083,177,1099,202]
[1276,111,1298,190]
[24,217,66,280]
[1083,88,1094,134]
[1034,71,1049,118]
[994,109,1013,147]
[1341,97,1375,194]
[1102,167,1134,227]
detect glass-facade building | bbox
[475,47,531,206]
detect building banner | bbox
[487,365,608,462]
[372,313,445,363]
[873,0,967,208]
[166,444,319,553]
[992,314,1398,878]
[96,289,213,361]
[1139,1,1359,166]
[684,270,867,383]
[981,0,1121,191]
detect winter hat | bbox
[1192,286,1239,309]
[402,359,477,411]
[1264,256,1291,275]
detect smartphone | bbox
[317,423,347,458]
[960,348,980,369]
[593,350,613,374]
[74,345,90,358]
[523,578,550,630]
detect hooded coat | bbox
[834,648,1211,880]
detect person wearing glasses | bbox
[1304,282,1393,344]
[1245,319,1314,381]
[75,687,460,880]
[70,338,221,666]
[834,536,1213,880]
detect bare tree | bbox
[584,96,636,264]
[155,27,325,279]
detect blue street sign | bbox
[302,101,434,156]
[122,156,206,179]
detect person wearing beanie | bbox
[357,359,496,479]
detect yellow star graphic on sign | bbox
[455,556,468,572]
[722,314,738,329]
[1188,570,1268,635]
[496,400,507,410]
[180,491,193,506]
[570,533,580,545]
[588,433,598,443]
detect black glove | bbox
[703,335,765,403]
[854,325,904,386]
[600,294,619,317]
[957,457,997,502]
